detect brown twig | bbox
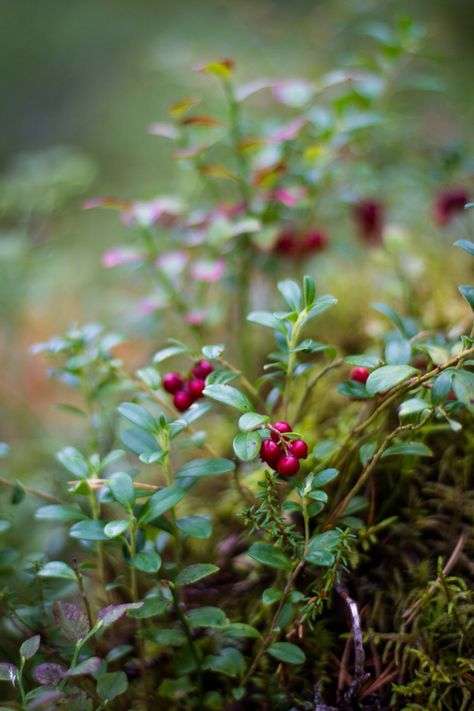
[0,476,65,505]
[336,584,369,700]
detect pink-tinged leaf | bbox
[193,59,235,78]
[148,123,179,139]
[274,186,307,207]
[252,161,287,188]
[29,690,64,708]
[186,310,206,326]
[181,115,222,127]
[98,603,143,627]
[156,250,189,275]
[191,258,226,283]
[235,79,276,102]
[168,97,201,118]
[238,137,267,152]
[121,197,182,228]
[137,296,167,315]
[66,656,102,677]
[82,197,132,211]
[53,601,89,642]
[34,663,67,685]
[101,247,145,268]
[272,79,314,107]
[174,145,210,159]
[199,164,237,181]
[270,118,306,144]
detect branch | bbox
[0,476,65,505]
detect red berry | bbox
[277,455,300,477]
[288,439,308,459]
[303,230,328,252]
[260,439,282,467]
[350,367,370,385]
[274,229,297,255]
[188,378,206,400]
[434,188,468,226]
[192,359,213,379]
[270,421,292,442]
[353,199,384,245]
[447,390,457,401]
[173,390,193,412]
[163,372,183,394]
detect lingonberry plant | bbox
[1,18,474,711]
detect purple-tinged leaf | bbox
[148,122,179,139]
[53,601,89,642]
[67,656,102,677]
[101,247,145,268]
[28,689,64,709]
[98,603,143,627]
[270,118,306,144]
[0,663,17,683]
[33,663,67,685]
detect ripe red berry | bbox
[303,230,328,252]
[188,378,206,399]
[260,439,282,467]
[274,229,297,255]
[447,390,457,401]
[277,455,300,477]
[288,439,308,459]
[434,188,468,226]
[192,359,213,379]
[353,199,384,245]
[270,421,292,442]
[163,372,183,394]
[350,367,370,385]
[173,390,193,412]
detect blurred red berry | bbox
[260,439,282,466]
[274,229,297,255]
[271,421,292,441]
[353,199,384,245]
[277,455,300,477]
[173,390,193,412]
[192,359,213,379]
[288,439,308,459]
[188,378,206,399]
[434,188,468,226]
[302,230,328,252]
[350,367,370,384]
[163,372,183,394]
[447,390,457,401]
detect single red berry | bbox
[188,378,206,399]
[163,372,183,394]
[302,230,328,252]
[288,439,308,459]
[173,390,193,412]
[192,359,213,379]
[270,421,292,442]
[350,367,370,385]
[277,455,300,477]
[353,199,384,245]
[260,439,282,466]
[434,188,468,226]
[274,229,297,255]
[447,390,457,401]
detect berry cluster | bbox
[273,228,328,258]
[259,420,308,478]
[163,359,213,412]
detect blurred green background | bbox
[0,0,473,473]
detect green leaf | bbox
[366,365,418,395]
[0,521,10,535]
[247,543,292,571]
[233,431,262,461]
[203,384,253,412]
[175,458,235,481]
[202,344,224,359]
[262,587,282,605]
[136,367,161,390]
[138,486,186,525]
[186,606,229,628]
[382,441,433,458]
[278,279,302,311]
[176,515,212,539]
[108,471,135,510]
[131,550,162,573]
[20,635,40,660]
[97,671,128,701]
[344,354,381,369]
[432,370,453,406]
[223,623,261,638]
[308,490,328,504]
[153,344,189,363]
[38,561,77,580]
[458,284,474,311]
[120,426,162,460]
[203,648,246,677]
[305,549,335,566]
[118,402,158,432]
[452,370,474,412]
[175,563,219,586]
[67,656,102,677]
[312,468,339,487]
[35,505,86,523]
[372,302,407,336]
[267,642,305,665]
[313,439,339,460]
[385,338,412,365]
[398,397,430,417]
[303,275,316,309]
[247,311,286,333]
[56,447,89,478]
[454,239,474,257]
[104,519,132,538]
[70,520,109,541]
[303,294,337,324]
[238,412,269,431]
[291,339,334,355]
[128,596,166,619]
[359,442,376,465]
[337,380,369,399]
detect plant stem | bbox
[0,477,65,504]
[293,358,344,423]
[282,311,306,419]
[72,558,94,630]
[170,584,203,704]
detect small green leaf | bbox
[312,468,338,487]
[278,279,302,311]
[247,311,286,333]
[452,370,474,412]
[238,412,269,431]
[203,384,253,412]
[372,302,407,336]
[303,294,337,324]
[202,344,224,359]
[303,275,316,309]
[223,623,261,638]
[233,431,262,461]
[454,239,474,256]
[175,563,219,586]
[118,403,158,432]
[262,587,282,605]
[35,505,86,523]
[247,543,292,571]
[0,521,11,535]
[104,519,132,538]
[56,447,89,478]
[176,515,212,539]
[313,439,339,460]
[108,471,135,510]
[344,355,381,369]
[20,635,40,660]
[203,648,246,677]
[432,370,453,406]
[97,671,128,701]
[337,380,369,399]
[153,344,189,363]
[366,365,418,395]
[382,441,433,458]
[398,397,430,417]
[131,550,162,573]
[175,458,235,481]
[120,426,162,460]
[138,486,186,525]
[359,442,376,465]
[38,561,77,580]
[186,606,229,628]
[267,642,305,665]
[385,338,412,365]
[136,367,161,390]
[70,520,109,541]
